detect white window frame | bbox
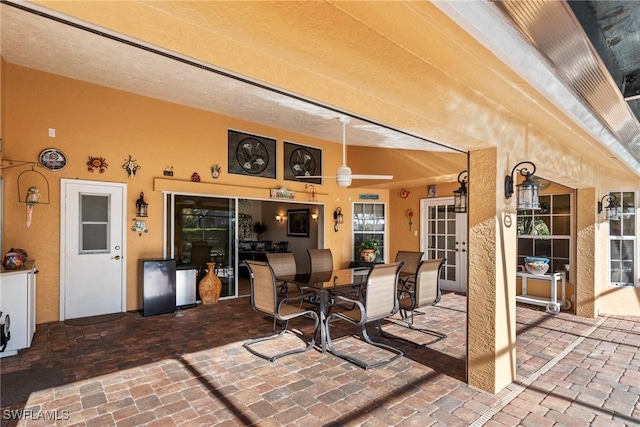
[607,191,637,288]
[352,202,387,263]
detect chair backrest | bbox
[395,251,424,276]
[245,260,277,316]
[307,249,333,273]
[414,259,445,307]
[364,262,403,320]
[190,242,212,270]
[265,252,297,277]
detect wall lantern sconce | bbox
[311,212,319,223]
[453,170,468,213]
[598,193,620,221]
[333,207,343,232]
[136,192,148,217]
[505,161,540,210]
[275,214,284,223]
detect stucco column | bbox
[467,147,516,393]
[575,188,597,317]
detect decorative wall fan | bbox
[298,117,393,187]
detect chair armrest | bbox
[333,295,365,312]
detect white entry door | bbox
[420,197,468,293]
[60,180,126,320]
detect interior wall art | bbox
[284,141,322,185]
[228,129,277,179]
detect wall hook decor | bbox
[407,209,414,230]
[122,155,141,178]
[211,164,221,179]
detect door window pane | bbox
[80,194,109,254]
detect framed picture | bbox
[287,209,310,237]
[428,185,437,198]
[228,129,276,178]
[284,141,322,185]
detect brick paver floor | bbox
[1,292,638,426]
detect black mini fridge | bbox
[140,259,176,316]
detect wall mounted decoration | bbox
[270,187,296,200]
[163,166,174,176]
[400,189,410,199]
[407,209,414,230]
[25,186,42,229]
[238,213,253,240]
[131,219,148,235]
[228,129,276,178]
[39,148,67,171]
[287,209,310,237]
[122,155,140,178]
[427,185,437,198]
[305,184,317,202]
[284,141,322,184]
[211,164,221,179]
[87,156,108,173]
[358,194,379,200]
[191,172,201,182]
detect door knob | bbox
[112,255,121,260]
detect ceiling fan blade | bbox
[351,174,394,180]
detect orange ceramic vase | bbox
[199,262,222,304]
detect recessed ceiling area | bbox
[0,3,458,157]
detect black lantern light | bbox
[333,207,343,232]
[136,192,148,217]
[598,193,620,221]
[453,170,468,213]
[505,161,540,210]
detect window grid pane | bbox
[609,192,636,287]
[353,203,386,262]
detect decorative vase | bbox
[199,262,222,304]
[361,249,376,263]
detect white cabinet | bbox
[0,260,37,357]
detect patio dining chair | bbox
[243,261,319,362]
[265,252,298,297]
[394,250,424,289]
[325,262,404,369]
[307,248,333,273]
[380,258,447,347]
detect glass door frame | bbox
[419,196,468,293]
[163,192,239,299]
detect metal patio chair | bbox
[243,261,319,362]
[394,250,424,289]
[325,262,404,369]
[380,258,447,347]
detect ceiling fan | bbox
[298,117,393,187]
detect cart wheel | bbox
[546,303,561,314]
[563,299,572,310]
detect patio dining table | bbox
[276,267,370,353]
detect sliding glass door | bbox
[166,194,237,299]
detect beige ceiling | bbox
[1,1,638,186]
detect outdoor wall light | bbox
[505,161,540,210]
[275,214,284,223]
[311,212,319,223]
[453,170,468,213]
[136,192,148,217]
[333,207,343,232]
[598,193,620,221]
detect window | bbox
[608,191,636,287]
[353,203,386,262]
[517,194,571,280]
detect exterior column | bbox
[467,147,516,393]
[575,188,597,317]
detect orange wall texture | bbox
[2,64,397,322]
